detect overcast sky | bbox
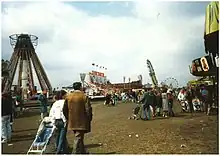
[1,1,209,88]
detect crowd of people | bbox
[103,87,176,120]
[177,84,216,116]
[103,83,216,121]
[130,87,175,120]
[1,81,217,154]
[103,89,142,106]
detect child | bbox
[128,104,141,120]
[104,93,111,106]
[112,93,118,106]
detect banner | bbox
[92,71,104,77]
[89,71,106,84]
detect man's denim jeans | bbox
[2,115,12,141]
[168,102,174,116]
[142,104,151,120]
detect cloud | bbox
[2,1,208,88]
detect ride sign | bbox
[190,55,218,76]
[200,57,209,72]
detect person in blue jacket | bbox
[38,91,48,120]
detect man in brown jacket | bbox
[63,82,92,154]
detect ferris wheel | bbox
[162,77,179,89]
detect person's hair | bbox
[55,91,61,100]
[55,90,67,100]
[60,90,67,97]
[162,88,168,93]
[73,82,82,90]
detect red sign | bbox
[92,71,104,77]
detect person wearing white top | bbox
[49,100,66,125]
[162,88,169,118]
[49,90,68,154]
[178,89,186,101]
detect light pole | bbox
[128,77,131,90]
[123,76,126,90]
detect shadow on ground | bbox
[16,110,40,119]
[67,144,116,154]
[11,134,36,143]
[14,128,37,133]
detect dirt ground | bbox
[2,100,219,154]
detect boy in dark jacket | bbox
[38,92,48,120]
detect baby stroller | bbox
[27,117,56,154]
[192,98,201,111]
[181,100,188,112]
[128,104,141,120]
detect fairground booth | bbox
[189,1,219,106]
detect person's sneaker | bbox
[7,138,12,143]
[1,139,7,144]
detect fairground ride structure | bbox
[161,77,179,89]
[2,34,52,99]
[146,59,159,87]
